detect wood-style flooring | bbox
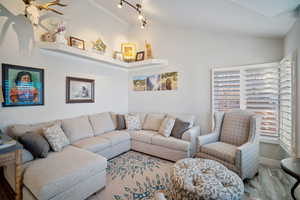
[0,165,300,200]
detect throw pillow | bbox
[170,119,190,139]
[116,114,126,130]
[43,124,70,152]
[142,114,166,131]
[125,114,142,130]
[158,117,176,137]
[19,132,50,158]
[89,112,115,136]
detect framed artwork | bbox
[160,72,178,90]
[2,63,44,107]
[133,76,147,91]
[66,77,94,103]
[136,51,145,61]
[146,74,161,91]
[113,51,123,61]
[121,43,136,62]
[69,36,85,50]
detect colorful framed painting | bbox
[121,43,136,62]
[2,63,44,107]
[66,77,94,103]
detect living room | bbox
[0,0,299,200]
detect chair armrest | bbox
[198,132,219,147]
[236,142,259,179]
[181,126,200,157]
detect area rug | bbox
[88,151,297,200]
[92,151,174,200]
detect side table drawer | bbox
[0,152,16,166]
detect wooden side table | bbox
[0,141,23,200]
[281,158,300,200]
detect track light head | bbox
[117,1,123,8]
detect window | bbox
[212,60,295,154]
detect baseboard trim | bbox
[260,157,281,167]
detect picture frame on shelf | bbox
[136,51,145,61]
[2,63,44,107]
[69,36,85,50]
[113,51,123,61]
[66,77,94,103]
[121,43,136,62]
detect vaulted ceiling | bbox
[93,0,300,38]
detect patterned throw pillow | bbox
[43,124,70,152]
[125,114,142,130]
[158,117,176,137]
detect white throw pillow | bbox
[158,117,176,137]
[43,124,70,152]
[125,114,142,130]
[142,113,166,131]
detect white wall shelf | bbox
[36,42,168,70]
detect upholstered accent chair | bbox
[197,110,261,180]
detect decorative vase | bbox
[56,31,67,45]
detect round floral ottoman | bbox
[170,158,244,200]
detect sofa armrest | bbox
[181,126,200,142]
[181,126,200,157]
[236,142,259,179]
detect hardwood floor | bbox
[0,165,299,200]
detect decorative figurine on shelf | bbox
[92,38,107,54]
[41,32,56,42]
[55,22,67,45]
[145,40,153,59]
[23,0,67,25]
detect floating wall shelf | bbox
[36,42,168,70]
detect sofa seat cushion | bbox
[200,142,237,164]
[72,136,111,153]
[23,146,107,200]
[101,131,130,145]
[151,135,190,152]
[130,130,158,144]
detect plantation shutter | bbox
[244,65,279,136]
[212,70,241,112]
[279,56,295,155]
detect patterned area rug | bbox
[92,151,174,200]
[88,151,298,200]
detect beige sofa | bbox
[4,112,200,200]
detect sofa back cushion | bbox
[143,113,166,131]
[8,120,61,139]
[167,114,195,128]
[62,116,94,143]
[220,111,252,146]
[89,112,115,136]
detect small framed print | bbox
[2,63,44,107]
[66,77,94,103]
[121,43,136,62]
[113,51,123,61]
[136,51,145,61]
[69,36,85,50]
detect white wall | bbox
[0,0,129,128]
[128,23,284,134]
[284,15,300,157]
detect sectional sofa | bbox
[4,112,200,200]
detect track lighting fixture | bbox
[117,0,148,29]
